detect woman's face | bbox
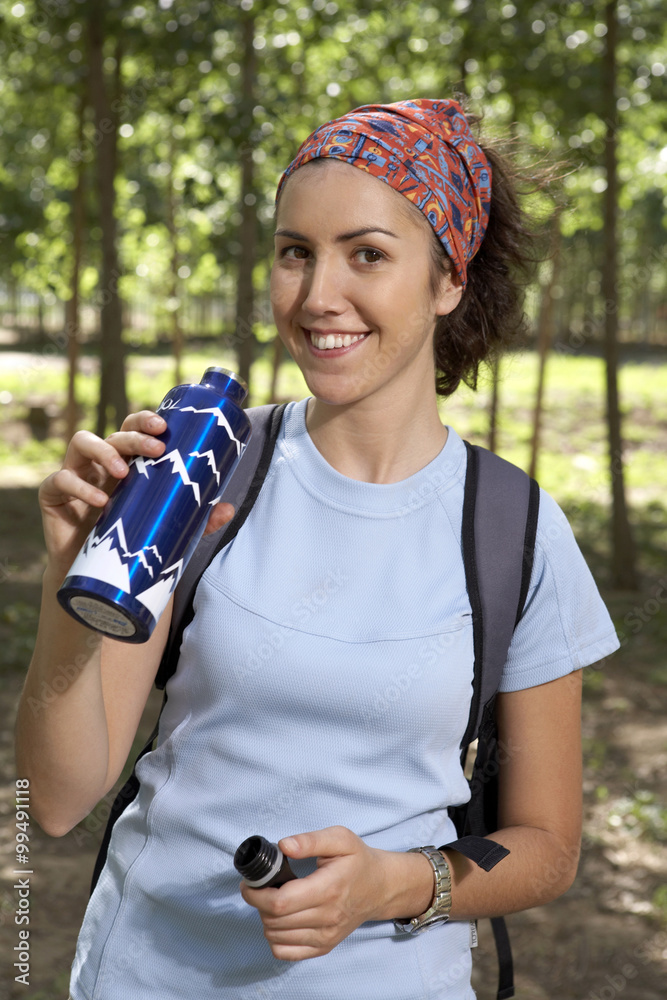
[270,159,462,409]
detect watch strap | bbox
[394,846,452,934]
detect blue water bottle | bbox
[57,367,251,643]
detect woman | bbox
[16,99,619,999]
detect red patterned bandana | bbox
[276,99,492,288]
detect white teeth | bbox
[309,331,367,350]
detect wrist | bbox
[43,556,81,592]
[393,847,452,933]
[38,567,103,650]
[372,847,435,922]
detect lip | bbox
[302,327,371,357]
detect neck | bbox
[305,390,447,485]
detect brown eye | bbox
[356,248,384,264]
[282,246,309,260]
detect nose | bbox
[300,253,346,317]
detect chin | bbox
[300,372,365,406]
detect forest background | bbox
[0,0,666,998]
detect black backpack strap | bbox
[490,916,516,1000]
[90,693,166,894]
[441,832,509,871]
[90,401,287,896]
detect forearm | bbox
[15,566,110,835]
[375,825,580,923]
[443,825,579,918]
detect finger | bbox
[203,502,235,536]
[279,826,358,861]
[64,431,131,480]
[270,942,332,962]
[241,883,318,925]
[266,926,344,961]
[118,410,167,435]
[260,904,334,933]
[40,467,110,510]
[103,429,166,460]
[241,865,335,920]
[263,922,342,950]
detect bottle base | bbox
[58,581,157,644]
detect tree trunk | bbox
[234,12,257,397]
[602,0,638,589]
[166,145,184,386]
[37,297,45,340]
[88,6,127,436]
[7,279,17,330]
[65,88,87,442]
[529,212,562,480]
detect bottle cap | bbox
[201,367,248,406]
[234,835,283,886]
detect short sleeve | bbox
[499,489,620,693]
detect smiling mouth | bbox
[306,330,370,350]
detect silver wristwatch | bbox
[394,846,452,934]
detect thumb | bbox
[279,826,357,861]
[204,501,235,536]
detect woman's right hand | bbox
[38,410,170,577]
[39,408,236,581]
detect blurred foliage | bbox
[607,789,667,843]
[0,0,664,358]
[0,602,39,677]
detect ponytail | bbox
[429,119,551,397]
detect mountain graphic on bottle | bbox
[65,516,185,620]
[133,447,226,507]
[58,368,251,643]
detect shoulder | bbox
[499,485,620,692]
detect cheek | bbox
[391,282,437,334]
[270,269,300,319]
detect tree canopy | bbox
[1,0,664,363]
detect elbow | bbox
[536,833,581,903]
[22,782,97,839]
[35,817,74,839]
[29,801,80,839]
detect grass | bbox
[1,344,666,570]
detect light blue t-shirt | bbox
[70,398,619,1000]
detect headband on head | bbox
[275,99,492,288]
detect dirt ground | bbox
[1,476,666,1000]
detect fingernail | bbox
[280,837,298,854]
[112,459,127,474]
[149,416,165,429]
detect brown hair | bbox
[425,118,551,397]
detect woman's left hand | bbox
[239,825,393,961]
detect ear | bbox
[435,271,463,317]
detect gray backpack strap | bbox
[460,441,540,748]
[154,402,287,690]
[443,442,540,1000]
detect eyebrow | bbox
[274,226,399,242]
